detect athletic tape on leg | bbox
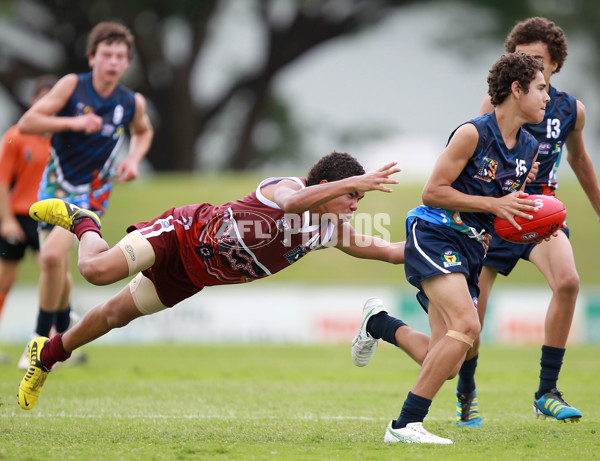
[446,330,474,347]
[116,230,155,276]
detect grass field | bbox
[1,343,599,460]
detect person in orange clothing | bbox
[0,75,57,363]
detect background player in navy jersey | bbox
[18,151,406,411]
[16,22,154,369]
[452,17,600,427]
[353,53,548,444]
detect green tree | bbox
[0,0,420,171]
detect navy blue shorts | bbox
[405,218,485,313]
[0,214,40,261]
[484,225,570,276]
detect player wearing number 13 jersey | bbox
[522,85,576,196]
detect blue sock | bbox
[55,306,71,334]
[392,392,431,429]
[366,312,406,346]
[457,354,478,394]
[35,309,57,337]
[536,345,565,399]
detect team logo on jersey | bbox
[474,157,498,183]
[552,141,562,154]
[76,103,93,116]
[538,142,552,154]
[277,217,291,231]
[101,124,115,137]
[502,179,522,193]
[112,125,124,140]
[284,245,308,264]
[209,210,279,250]
[441,250,461,268]
[113,105,124,125]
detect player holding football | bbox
[352,53,547,444]
[452,17,599,427]
[18,151,406,411]
[15,22,154,370]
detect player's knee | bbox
[555,272,580,299]
[40,247,66,270]
[446,324,479,348]
[101,299,132,329]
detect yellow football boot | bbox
[29,199,101,232]
[18,337,50,410]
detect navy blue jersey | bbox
[407,111,539,241]
[523,85,577,195]
[45,72,136,194]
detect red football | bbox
[494,194,566,244]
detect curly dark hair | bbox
[86,22,135,61]
[306,151,365,186]
[504,17,567,74]
[487,53,544,106]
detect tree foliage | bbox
[1,0,598,171]
[0,0,419,171]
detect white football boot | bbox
[351,298,386,367]
[384,421,453,444]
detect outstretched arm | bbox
[335,222,405,264]
[272,162,401,214]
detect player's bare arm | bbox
[565,100,600,221]
[270,162,401,214]
[114,93,154,183]
[335,221,405,264]
[18,74,102,135]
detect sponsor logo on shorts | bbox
[441,250,462,268]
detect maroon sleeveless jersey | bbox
[129,177,335,292]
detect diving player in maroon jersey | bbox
[19,151,404,410]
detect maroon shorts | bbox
[127,210,203,307]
